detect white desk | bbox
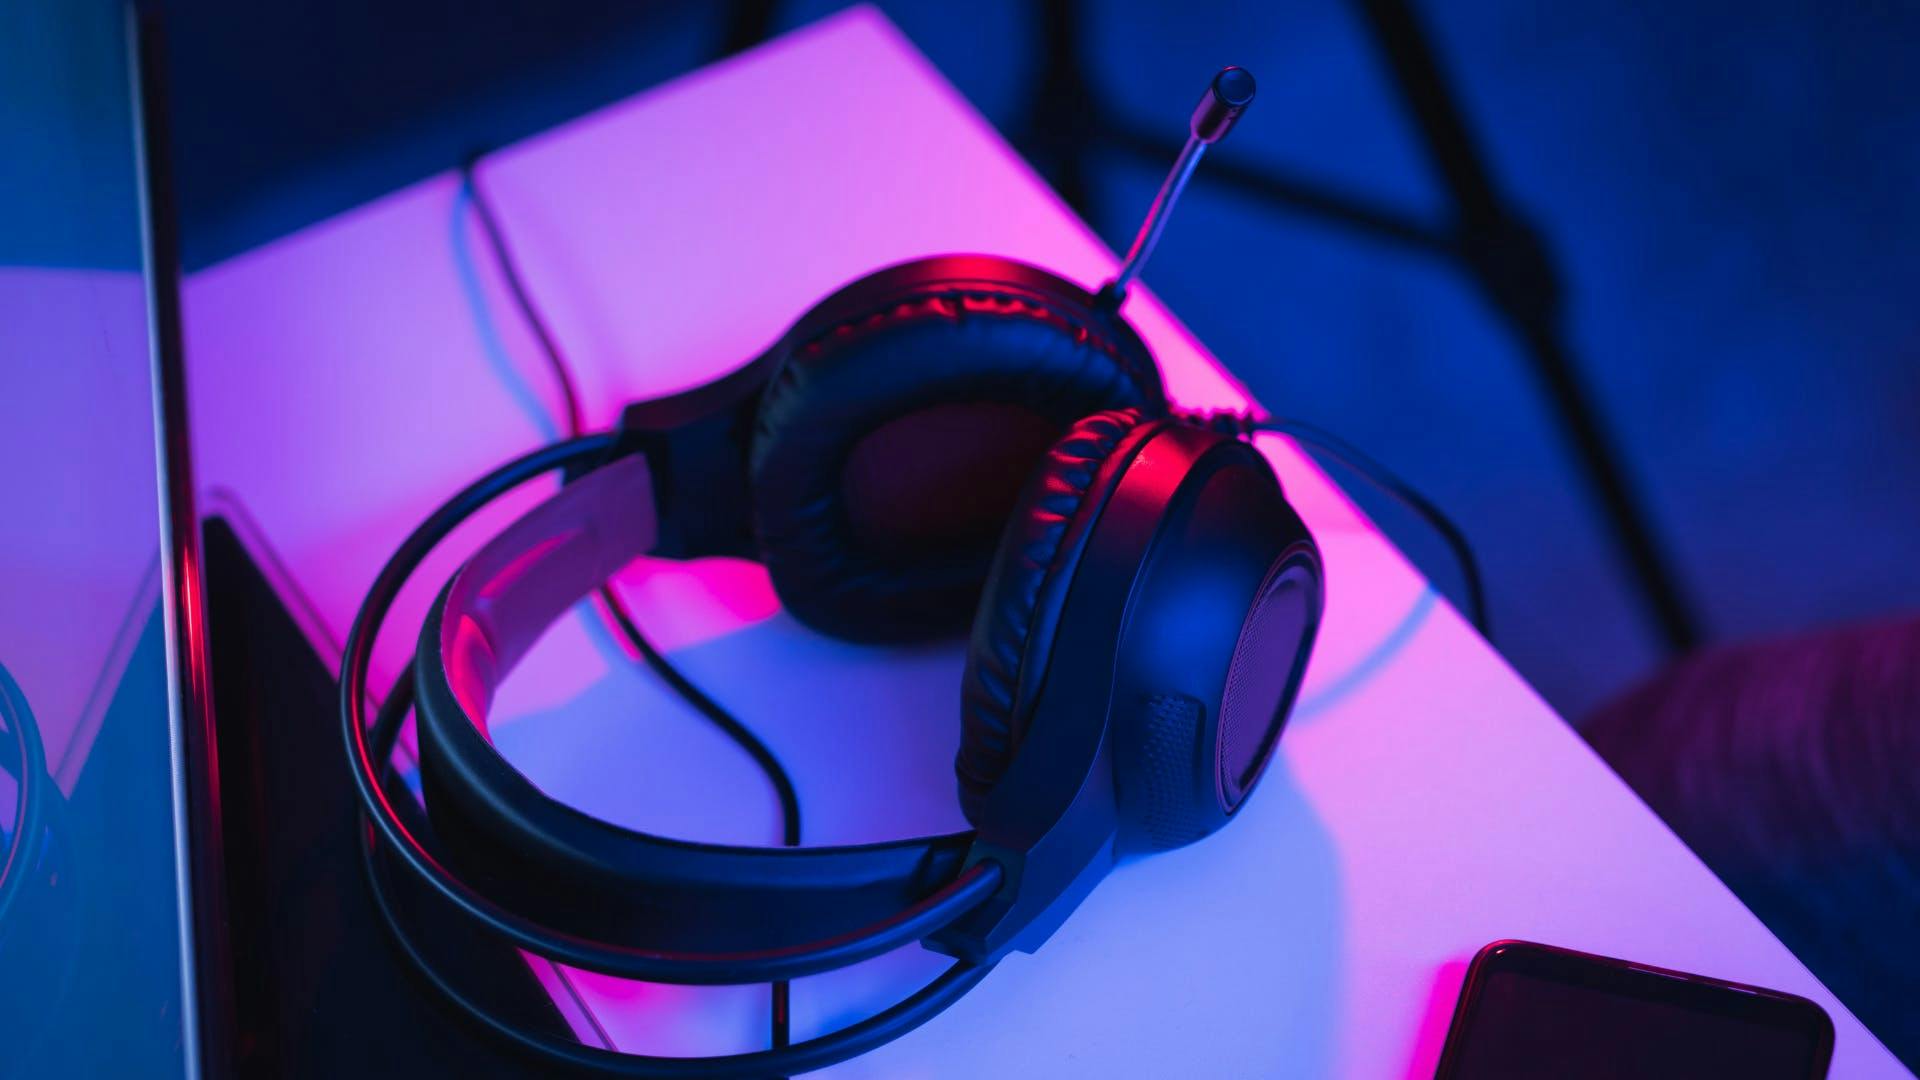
[180,7,1905,1076]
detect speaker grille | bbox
[1217,557,1315,809]
[1140,693,1206,850]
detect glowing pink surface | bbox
[180,7,1902,1076]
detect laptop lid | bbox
[0,4,211,1075]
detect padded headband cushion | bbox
[956,408,1151,824]
[750,261,1165,642]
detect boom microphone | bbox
[1100,66,1257,306]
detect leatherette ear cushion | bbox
[955,408,1151,823]
[750,263,1163,642]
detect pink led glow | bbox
[443,614,498,726]
[475,533,573,602]
[177,7,1905,1077]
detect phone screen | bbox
[1436,941,1834,1080]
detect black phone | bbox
[1434,940,1834,1080]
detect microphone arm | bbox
[1099,66,1256,308]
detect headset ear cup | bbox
[955,409,1156,824]
[749,258,1166,643]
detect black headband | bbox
[412,451,981,955]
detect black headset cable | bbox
[460,154,804,1054]
[1213,413,1489,637]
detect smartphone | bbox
[1435,940,1834,1079]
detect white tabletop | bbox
[179,7,1905,1076]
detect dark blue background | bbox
[154,0,1920,719]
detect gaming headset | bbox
[343,67,1326,1076]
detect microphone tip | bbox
[1213,66,1257,108]
[1192,66,1256,144]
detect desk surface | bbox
[180,7,1904,1076]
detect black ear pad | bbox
[749,257,1166,642]
[955,408,1157,824]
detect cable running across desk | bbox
[460,154,804,1056]
[1251,415,1489,637]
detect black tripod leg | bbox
[1018,0,1103,224]
[720,0,781,58]
[1351,0,1701,653]
[1098,119,1453,257]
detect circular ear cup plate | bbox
[1217,555,1320,808]
[750,256,1167,642]
[1101,429,1324,854]
[952,414,1327,847]
[955,408,1159,824]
